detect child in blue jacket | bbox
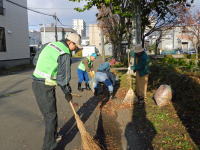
[94,58,116,99]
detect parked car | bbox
[175,49,185,54]
[187,49,196,54]
[82,46,100,57]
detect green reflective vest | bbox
[33,41,70,86]
[78,57,93,71]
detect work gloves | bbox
[67,83,72,93]
[65,93,72,102]
[65,84,72,102]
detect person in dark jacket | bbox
[32,33,82,150]
[131,44,150,104]
[93,58,116,99]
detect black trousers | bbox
[32,80,58,150]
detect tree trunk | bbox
[155,31,162,55]
[195,44,199,66]
[142,35,145,48]
[135,1,142,45]
[155,41,159,55]
[112,43,117,59]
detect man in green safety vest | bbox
[77,53,97,91]
[32,33,82,150]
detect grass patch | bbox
[147,59,200,149]
[114,63,199,149]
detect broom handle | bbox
[69,101,77,116]
[71,93,81,97]
[129,75,132,88]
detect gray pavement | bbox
[0,57,138,150]
[0,58,103,150]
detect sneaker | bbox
[56,134,62,142]
[85,83,91,90]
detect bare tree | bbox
[142,3,188,45]
[97,4,132,61]
[179,9,200,62]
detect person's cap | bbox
[90,53,97,58]
[66,33,82,49]
[134,44,144,53]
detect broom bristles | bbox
[74,114,101,150]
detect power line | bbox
[6,0,54,17]
[30,7,76,10]
[6,0,92,28]
[29,7,97,10]
[6,0,66,41]
[29,24,105,28]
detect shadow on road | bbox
[0,89,26,99]
[0,78,29,94]
[94,108,122,150]
[56,95,100,150]
[0,78,29,103]
[125,102,157,150]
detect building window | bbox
[0,27,6,52]
[0,0,3,15]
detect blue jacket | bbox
[97,62,115,85]
[131,51,150,76]
[97,62,110,72]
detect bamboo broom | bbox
[69,101,101,150]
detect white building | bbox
[40,27,76,44]
[73,19,86,37]
[29,30,41,47]
[89,24,101,53]
[148,26,195,53]
[0,0,29,68]
[89,24,112,56]
[81,37,89,46]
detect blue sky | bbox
[28,0,200,31]
[28,0,98,30]
[191,0,200,12]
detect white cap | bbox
[66,33,82,49]
[134,44,144,53]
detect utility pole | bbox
[172,28,175,49]
[100,28,105,62]
[44,24,46,43]
[54,13,58,41]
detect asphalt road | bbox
[0,58,102,150]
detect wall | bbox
[156,27,195,51]
[0,0,29,61]
[29,31,41,46]
[104,43,112,56]
[41,32,63,44]
[89,24,101,54]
